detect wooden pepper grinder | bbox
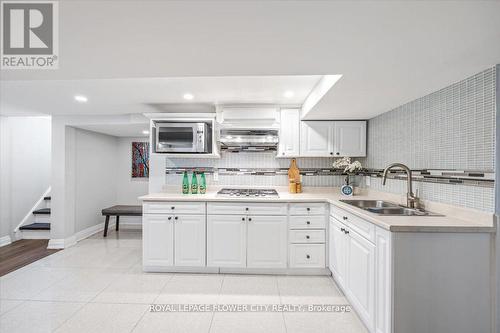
[288,159,302,193]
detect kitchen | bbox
[140,87,496,333]
[0,2,499,333]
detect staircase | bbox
[18,196,51,239]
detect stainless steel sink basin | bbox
[340,200,400,209]
[340,200,442,216]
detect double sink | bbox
[340,200,441,216]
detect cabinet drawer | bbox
[144,202,205,215]
[289,203,326,215]
[207,202,287,215]
[289,230,325,243]
[289,244,325,268]
[330,205,375,243]
[289,215,326,229]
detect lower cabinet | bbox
[143,214,205,267]
[346,228,375,330]
[143,214,174,267]
[207,214,287,268]
[207,215,247,267]
[247,216,287,268]
[329,214,375,332]
[329,217,347,286]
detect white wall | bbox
[0,116,51,241]
[74,128,118,233]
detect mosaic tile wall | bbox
[165,153,365,187]
[366,66,497,211]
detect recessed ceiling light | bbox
[74,95,88,103]
[142,130,150,135]
[283,91,294,98]
[183,93,194,100]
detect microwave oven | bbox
[155,122,212,153]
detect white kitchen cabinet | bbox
[278,109,301,157]
[375,228,392,333]
[299,120,367,157]
[329,217,347,287]
[143,215,174,267]
[346,228,375,331]
[247,216,287,268]
[300,121,334,157]
[207,215,247,268]
[174,214,206,267]
[333,121,366,157]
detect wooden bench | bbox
[101,205,142,237]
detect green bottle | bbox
[200,172,206,194]
[182,171,189,194]
[191,171,198,194]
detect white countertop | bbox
[139,187,496,233]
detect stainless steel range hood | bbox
[219,128,279,152]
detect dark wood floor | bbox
[0,239,60,277]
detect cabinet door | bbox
[333,121,366,157]
[207,215,246,268]
[346,229,375,331]
[143,214,174,267]
[174,214,206,267]
[329,217,347,287]
[247,215,287,268]
[300,121,334,157]
[375,228,392,333]
[278,109,300,157]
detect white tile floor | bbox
[0,230,367,333]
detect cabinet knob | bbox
[306,255,310,259]
[242,217,245,221]
[306,207,311,211]
[340,227,345,232]
[245,207,249,211]
[336,152,340,155]
[306,235,310,239]
[174,216,178,220]
[343,216,348,220]
[330,152,333,155]
[168,217,172,220]
[171,206,175,210]
[248,218,252,221]
[345,230,349,234]
[306,221,311,225]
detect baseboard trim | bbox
[0,235,12,247]
[74,222,106,242]
[47,236,76,249]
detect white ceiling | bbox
[1,1,499,120]
[0,76,322,116]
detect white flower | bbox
[333,157,363,174]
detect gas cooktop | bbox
[216,188,279,198]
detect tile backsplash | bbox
[366,66,497,211]
[165,153,364,187]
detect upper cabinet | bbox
[298,120,366,157]
[300,121,334,157]
[333,121,367,157]
[278,109,301,157]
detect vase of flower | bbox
[332,157,363,196]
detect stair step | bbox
[33,208,50,215]
[44,196,51,201]
[20,223,51,231]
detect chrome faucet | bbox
[382,163,417,208]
